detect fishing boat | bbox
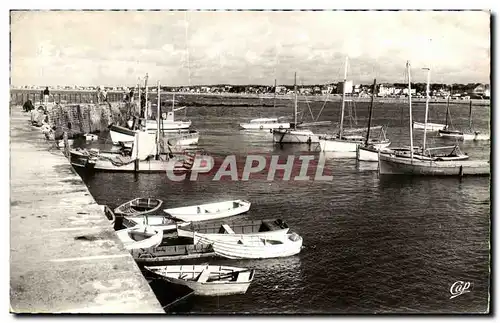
[272,73,319,144]
[378,63,489,176]
[114,198,163,217]
[164,200,251,222]
[195,232,303,260]
[319,59,390,152]
[70,81,210,173]
[144,264,255,296]
[177,218,289,240]
[115,226,163,250]
[438,100,490,141]
[240,117,290,130]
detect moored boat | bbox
[115,226,163,250]
[114,198,163,217]
[196,232,303,259]
[164,200,251,222]
[122,214,187,235]
[356,145,421,162]
[413,121,446,131]
[272,128,319,144]
[177,218,289,240]
[272,72,318,144]
[240,117,290,130]
[378,63,488,176]
[319,65,390,153]
[144,264,255,296]
[378,152,489,176]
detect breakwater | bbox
[10,88,491,107]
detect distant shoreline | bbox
[10,88,490,106]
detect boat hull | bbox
[115,226,163,250]
[191,229,290,243]
[413,122,446,131]
[176,218,289,239]
[110,127,199,146]
[165,200,251,222]
[378,154,490,176]
[357,146,418,162]
[162,277,251,296]
[145,265,253,296]
[439,129,490,141]
[144,119,192,131]
[198,233,303,260]
[240,122,290,130]
[272,129,319,143]
[320,137,390,152]
[109,125,136,145]
[356,145,380,162]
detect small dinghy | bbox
[114,198,163,217]
[123,215,189,235]
[177,219,289,240]
[195,232,303,259]
[115,226,163,250]
[164,200,251,222]
[144,264,255,296]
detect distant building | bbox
[472,84,490,98]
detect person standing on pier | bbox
[43,87,50,105]
[129,88,134,103]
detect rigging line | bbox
[301,79,315,121]
[315,92,330,122]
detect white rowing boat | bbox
[145,264,255,296]
[195,232,303,259]
[177,218,289,240]
[164,200,251,222]
[115,226,163,250]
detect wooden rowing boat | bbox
[145,264,255,296]
[164,200,251,222]
[115,226,163,250]
[195,232,303,259]
[177,218,289,240]
[114,198,163,217]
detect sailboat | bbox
[412,86,446,131]
[319,58,390,152]
[70,81,210,173]
[356,79,395,161]
[272,73,319,144]
[109,75,194,145]
[240,79,291,130]
[438,100,490,141]
[378,63,489,176]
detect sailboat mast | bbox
[339,56,348,138]
[445,96,449,129]
[365,78,376,146]
[469,100,473,130]
[137,79,141,126]
[145,73,149,118]
[422,68,431,152]
[156,80,161,159]
[273,79,277,109]
[294,72,297,129]
[407,61,414,161]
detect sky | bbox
[10,10,490,87]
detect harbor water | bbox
[76,98,490,313]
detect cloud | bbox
[10,10,490,86]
